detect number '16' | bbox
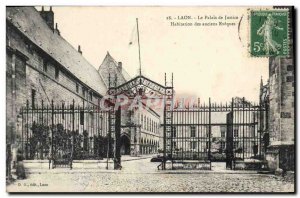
[253,42,263,52]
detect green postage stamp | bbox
[250,10,289,57]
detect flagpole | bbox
[136,18,142,76]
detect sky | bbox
[39,6,269,103]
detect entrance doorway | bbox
[120,134,130,155]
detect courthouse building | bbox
[170,100,264,161]
[98,52,161,155]
[6,6,161,166]
[6,6,295,173]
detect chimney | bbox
[54,23,60,35]
[118,62,122,71]
[78,45,82,54]
[39,6,54,30]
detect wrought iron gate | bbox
[20,100,113,168]
[165,97,268,170]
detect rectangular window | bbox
[55,66,59,79]
[80,111,84,125]
[82,87,86,98]
[31,89,36,109]
[172,141,176,148]
[172,126,176,138]
[61,103,65,120]
[90,112,94,127]
[43,59,48,72]
[206,130,210,138]
[151,120,153,132]
[191,126,196,137]
[25,41,34,54]
[251,125,255,137]
[76,83,79,93]
[281,112,291,118]
[220,141,225,149]
[89,92,93,101]
[206,126,210,137]
[190,141,196,150]
[286,76,294,82]
[220,126,226,137]
[206,142,209,150]
[287,65,293,71]
[233,141,239,149]
[147,118,149,131]
[152,121,154,132]
[234,129,239,137]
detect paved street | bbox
[7,158,294,193]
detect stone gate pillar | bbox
[130,127,140,156]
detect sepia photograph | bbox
[5,5,295,193]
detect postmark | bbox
[250,10,289,57]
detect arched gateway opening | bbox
[108,74,174,170]
[120,134,131,155]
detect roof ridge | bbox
[7,6,107,96]
[98,51,118,70]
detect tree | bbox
[30,122,50,160]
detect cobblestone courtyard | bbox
[7,158,294,193]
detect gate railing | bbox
[19,100,112,168]
[164,97,268,169]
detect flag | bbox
[128,23,138,46]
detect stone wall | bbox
[268,57,294,145]
[266,7,295,172]
[6,22,104,163]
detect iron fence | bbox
[20,100,113,168]
[165,97,268,169]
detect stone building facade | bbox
[170,106,264,160]
[6,6,162,170]
[6,7,108,163]
[266,57,295,171]
[98,52,161,156]
[265,7,295,172]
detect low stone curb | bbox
[121,156,153,162]
[18,168,258,175]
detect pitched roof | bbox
[98,52,131,88]
[6,7,107,96]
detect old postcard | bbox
[6,6,295,193]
